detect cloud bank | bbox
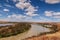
[45,11,60,18]
[15,0,38,16]
[45,0,60,4]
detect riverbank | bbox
[0,22,60,40]
[24,31,60,40]
[0,23,31,38]
[23,23,60,40]
[0,24,51,40]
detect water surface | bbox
[17,24,52,40]
[0,24,52,40]
[0,24,13,26]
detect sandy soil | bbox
[24,31,60,40]
[0,31,28,40]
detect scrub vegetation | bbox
[0,23,31,38]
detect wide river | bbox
[0,24,13,26]
[0,24,52,40]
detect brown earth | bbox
[0,23,31,38]
[24,23,60,40]
[0,22,60,40]
[24,31,60,40]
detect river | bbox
[0,24,52,40]
[0,24,13,26]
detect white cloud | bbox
[18,0,27,3]
[3,9,9,12]
[8,14,26,19]
[45,11,60,18]
[15,0,38,16]
[16,0,31,9]
[26,12,38,16]
[4,14,26,22]
[39,16,52,22]
[53,12,60,15]
[53,15,60,18]
[16,2,28,9]
[5,14,33,22]
[45,11,53,16]
[45,0,60,4]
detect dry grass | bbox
[24,23,60,40]
[0,22,60,40]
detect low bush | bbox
[0,23,31,38]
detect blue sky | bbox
[0,0,60,22]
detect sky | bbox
[0,0,60,22]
